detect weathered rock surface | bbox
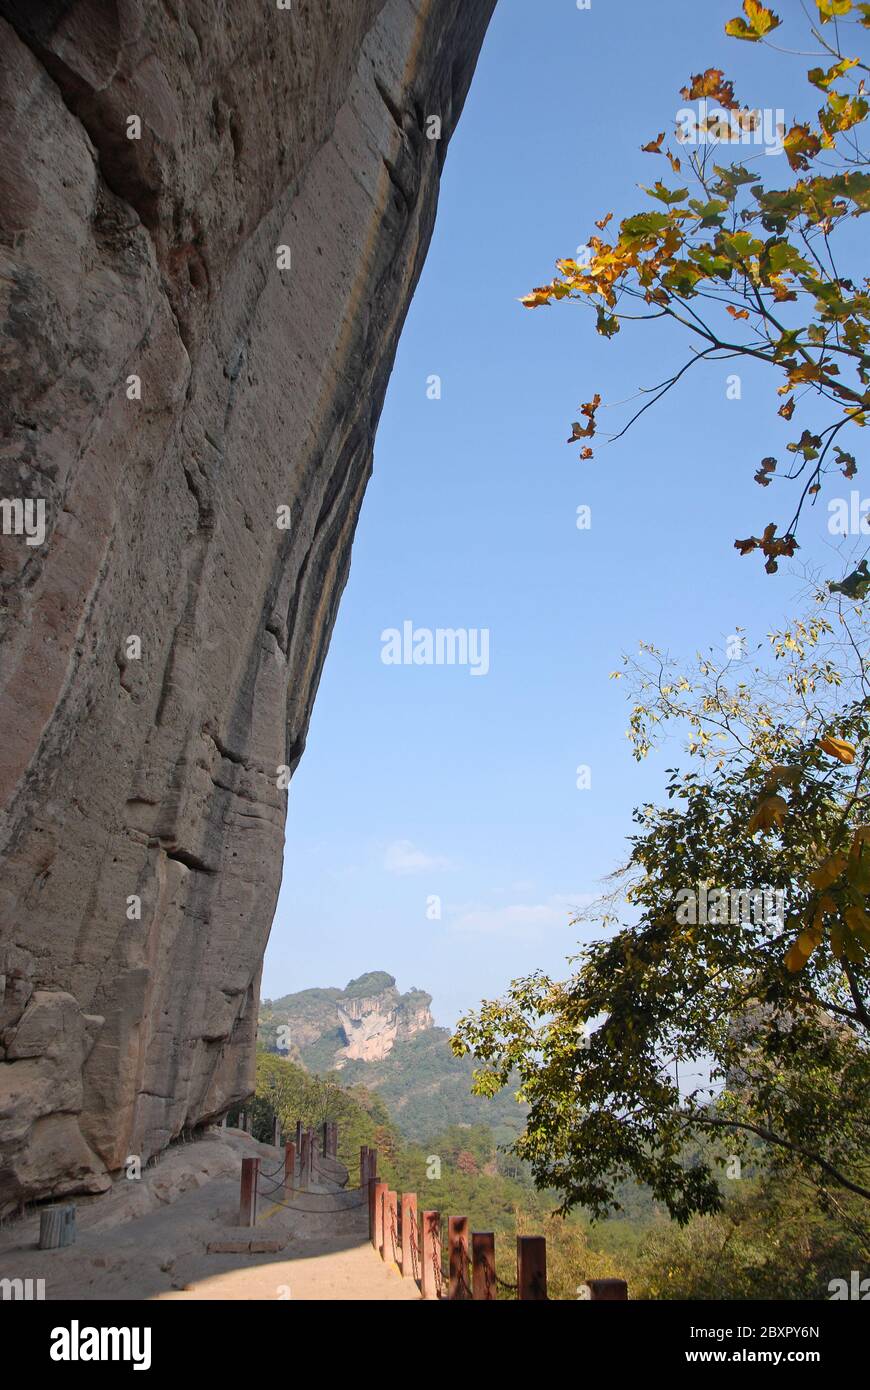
[0,0,495,1214]
[336,977,431,1064]
[261,971,434,1065]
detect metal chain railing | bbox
[250,1132,366,1215]
[257,1190,368,1215]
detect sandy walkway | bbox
[0,1130,422,1302]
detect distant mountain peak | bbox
[261,972,434,1066]
[344,970,396,996]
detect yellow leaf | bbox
[819,735,856,763]
[748,794,788,834]
[520,288,553,309]
[809,852,848,889]
[785,942,808,972]
[763,764,802,792]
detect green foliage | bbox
[631,1176,869,1299]
[453,592,870,1224]
[343,971,397,998]
[338,1029,527,1145]
[246,1046,866,1298]
[259,975,526,1144]
[522,0,870,570]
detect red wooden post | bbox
[517,1236,547,1300]
[299,1130,311,1189]
[284,1142,296,1195]
[448,1216,470,1300]
[368,1170,377,1243]
[472,1232,496,1300]
[295,1119,303,1149]
[421,1211,442,1300]
[383,1190,399,1264]
[580,1279,628,1300]
[238,1157,259,1227]
[400,1194,418,1281]
[368,1147,378,1180]
[373,1181,387,1253]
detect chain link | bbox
[258,1191,368,1215]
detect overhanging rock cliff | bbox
[0,0,496,1214]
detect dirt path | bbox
[0,1130,422,1302]
[159,1233,421,1301]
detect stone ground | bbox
[0,1129,420,1301]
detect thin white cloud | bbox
[383,839,451,876]
[449,893,596,938]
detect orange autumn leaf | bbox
[748,794,788,833]
[680,68,739,111]
[819,735,856,764]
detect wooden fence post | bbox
[579,1279,628,1300]
[517,1236,547,1300]
[472,1232,496,1300]
[299,1130,311,1189]
[39,1205,76,1250]
[368,1172,378,1244]
[421,1211,442,1300]
[360,1146,369,1189]
[284,1141,296,1195]
[239,1157,260,1227]
[373,1182,387,1253]
[400,1194,419,1281]
[295,1119,303,1149]
[448,1216,471,1300]
[321,1122,329,1157]
[383,1191,399,1265]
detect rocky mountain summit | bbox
[259,971,526,1144]
[261,972,434,1067]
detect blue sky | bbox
[263,0,866,1025]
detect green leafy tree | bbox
[453,590,870,1223]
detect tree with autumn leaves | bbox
[452,2,870,1235]
[522,0,869,573]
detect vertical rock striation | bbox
[0,0,495,1213]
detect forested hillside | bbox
[258,974,527,1141]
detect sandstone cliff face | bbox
[261,972,435,1066]
[0,0,495,1214]
[336,984,434,1064]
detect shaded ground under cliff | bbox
[0,1128,418,1301]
